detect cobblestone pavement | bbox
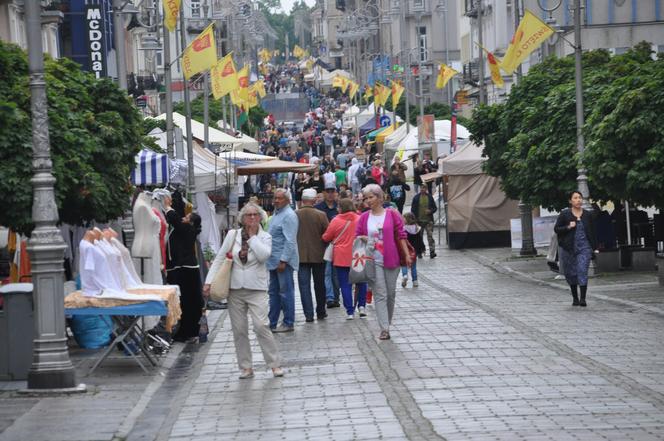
[157,246,664,441]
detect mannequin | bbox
[79,230,122,296]
[94,228,124,290]
[131,192,162,284]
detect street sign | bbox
[380,115,391,127]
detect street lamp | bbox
[536,0,590,207]
[24,0,83,392]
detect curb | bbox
[112,308,227,441]
[464,249,664,317]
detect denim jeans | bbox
[356,282,367,307]
[324,261,340,303]
[297,263,327,319]
[400,260,418,281]
[268,266,295,328]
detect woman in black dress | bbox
[554,191,598,307]
[164,196,204,342]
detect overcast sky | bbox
[279,0,316,13]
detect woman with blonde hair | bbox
[204,202,284,379]
[355,184,411,340]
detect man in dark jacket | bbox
[296,189,330,321]
[410,185,438,258]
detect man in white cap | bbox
[296,188,330,321]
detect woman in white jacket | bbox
[204,202,284,379]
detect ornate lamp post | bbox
[24,0,83,391]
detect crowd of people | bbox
[200,62,446,377]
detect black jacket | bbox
[165,209,199,270]
[554,208,598,253]
[410,193,437,222]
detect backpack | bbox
[355,165,367,185]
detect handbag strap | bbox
[332,221,352,245]
[222,229,239,255]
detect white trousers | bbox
[228,288,281,370]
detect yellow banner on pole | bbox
[163,0,181,32]
[391,82,404,111]
[500,9,555,74]
[210,52,238,99]
[435,63,458,89]
[182,23,217,79]
[378,84,391,108]
[348,81,359,97]
[237,65,250,102]
[363,85,373,101]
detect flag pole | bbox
[180,5,196,208]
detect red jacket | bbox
[322,211,359,267]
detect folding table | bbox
[65,300,168,374]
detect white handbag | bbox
[323,221,351,262]
[209,229,238,301]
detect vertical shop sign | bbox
[86,5,107,78]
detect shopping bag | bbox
[209,229,238,301]
[349,237,375,284]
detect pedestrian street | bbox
[157,247,664,441]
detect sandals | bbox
[378,331,391,340]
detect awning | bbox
[236,159,316,176]
[218,151,274,166]
[376,124,397,143]
[155,112,245,151]
[131,149,169,186]
[367,126,388,141]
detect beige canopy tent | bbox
[440,141,519,249]
[236,159,316,176]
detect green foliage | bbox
[0,41,143,234]
[256,0,312,57]
[468,43,664,210]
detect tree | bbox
[469,43,664,210]
[0,41,144,234]
[585,43,664,209]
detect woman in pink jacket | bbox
[322,198,360,319]
[356,184,411,340]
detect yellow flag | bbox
[363,85,373,101]
[254,79,266,98]
[230,89,244,107]
[341,77,351,93]
[237,65,250,102]
[391,82,404,111]
[379,84,391,108]
[500,9,555,74]
[332,75,344,89]
[182,23,217,79]
[210,53,238,99]
[246,89,259,109]
[435,63,458,89]
[481,46,504,88]
[348,81,359,98]
[163,0,180,32]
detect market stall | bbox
[440,141,519,249]
[235,159,316,176]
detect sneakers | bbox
[401,276,408,287]
[327,301,340,308]
[430,251,437,258]
[272,367,285,377]
[358,306,367,318]
[271,325,294,333]
[346,314,354,320]
[413,280,419,287]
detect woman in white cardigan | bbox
[203,202,284,379]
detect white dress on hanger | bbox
[110,237,142,288]
[95,239,127,289]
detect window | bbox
[418,26,428,62]
[412,0,424,10]
[191,0,201,18]
[156,51,163,67]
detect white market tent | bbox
[216,120,260,152]
[144,127,229,192]
[156,112,259,152]
[440,140,519,249]
[319,69,354,87]
[384,120,471,152]
[356,103,376,127]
